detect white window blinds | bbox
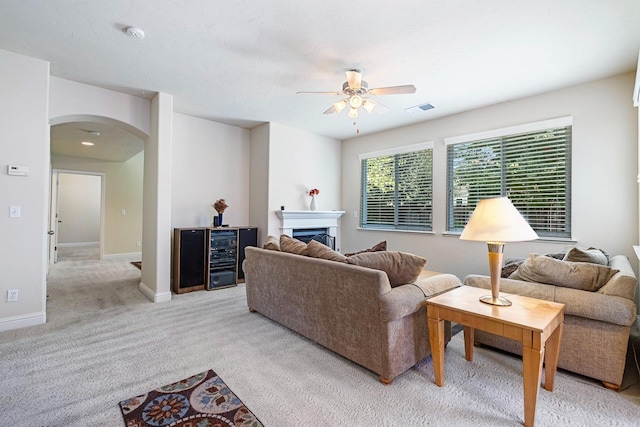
[360,143,433,231]
[446,118,572,238]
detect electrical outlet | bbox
[7,289,18,302]
[136,241,141,247]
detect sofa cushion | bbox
[263,235,280,251]
[307,239,347,263]
[344,241,387,257]
[279,235,308,256]
[346,251,427,287]
[563,247,608,265]
[509,254,618,292]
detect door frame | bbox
[49,169,106,264]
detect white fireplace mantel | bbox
[275,210,345,237]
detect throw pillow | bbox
[509,254,618,292]
[262,235,280,251]
[501,260,523,278]
[346,251,427,287]
[307,240,347,263]
[562,247,608,266]
[279,234,308,256]
[344,241,387,257]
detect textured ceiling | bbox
[1,0,639,151]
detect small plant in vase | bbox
[212,199,228,226]
[308,188,319,211]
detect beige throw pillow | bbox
[509,254,618,292]
[262,235,280,251]
[563,247,608,266]
[346,251,427,287]
[307,240,347,263]
[279,234,308,256]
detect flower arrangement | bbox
[212,199,228,214]
[309,188,320,196]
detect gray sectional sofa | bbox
[465,252,637,389]
[243,246,462,383]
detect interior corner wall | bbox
[342,72,638,280]
[0,49,50,331]
[266,123,342,246]
[141,92,173,303]
[170,113,251,230]
[249,123,270,246]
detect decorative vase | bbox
[218,213,223,226]
[310,195,317,211]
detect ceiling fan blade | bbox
[323,105,337,114]
[296,91,342,95]
[368,84,416,95]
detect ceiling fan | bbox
[297,69,416,119]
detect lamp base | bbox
[479,295,512,306]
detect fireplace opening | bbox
[292,228,335,250]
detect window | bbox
[446,117,572,238]
[360,142,433,231]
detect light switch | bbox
[121,209,126,215]
[9,206,21,218]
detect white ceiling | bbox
[2,0,640,148]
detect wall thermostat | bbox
[8,165,29,176]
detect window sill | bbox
[356,227,435,235]
[442,231,576,244]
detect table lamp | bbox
[460,197,538,306]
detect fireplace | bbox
[275,210,345,251]
[292,228,335,249]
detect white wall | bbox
[49,77,150,137]
[57,173,101,244]
[265,123,342,245]
[342,72,638,280]
[52,152,144,255]
[0,49,50,331]
[171,113,251,229]
[249,123,270,246]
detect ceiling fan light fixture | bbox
[347,107,359,119]
[362,99,376,113]
[349,95,363,109]
[334,100,347,114]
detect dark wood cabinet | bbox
[173,226,258,294]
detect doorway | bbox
[49,171,104,263]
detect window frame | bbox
[444,116,573,238]
[359,142,434,232]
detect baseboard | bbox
[0,311,46,332]
[139,281,172,303]
[57,242,99,247]
[103,252,141,259]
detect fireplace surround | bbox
[275,210,345,250]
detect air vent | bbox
[406,103,435,114]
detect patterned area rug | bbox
[119,369,262,426]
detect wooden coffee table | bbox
[426,286,564,427]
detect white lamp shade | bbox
[459,197,539,243]
[333,100,347,114]
[362,99,376,113]
[346,70,362,89]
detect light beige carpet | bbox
[0,255,638,426]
